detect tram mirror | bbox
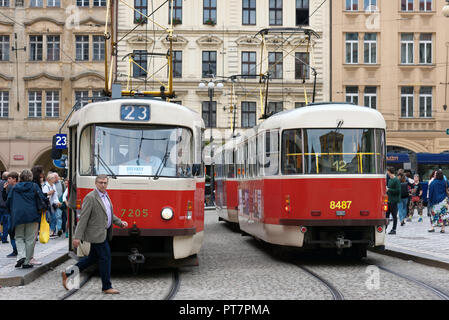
[51,135,63,160]
[192,164,201,176]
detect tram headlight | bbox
[161,207,174,220]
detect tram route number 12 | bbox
[121,208,149,218]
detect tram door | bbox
[67,126,78,251]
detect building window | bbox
[93,0,106,6]
[0,35,9,61]
[345,33,358,64]
[172,50,182,78]
[93,35,105,61]
[268,52,283,79]
[419,86,432,118]
[47,35,60,61]
[346,86,359,105]
[242,0,256,25]
[47,0,59,6]
[75,35,89,61]
[75,90,89,107]
[0,0,9,6]
[134,0,147,24]
[202,51,217,78]
[241,51,257,77]
[29,35,43,61]
[28,91,42,118]
[202,101,216,128]
[76,0,88,6]
[364,86,377,109]
[241,102,256,128]
[29,0,42,6]
[295,102,306,108]
[401,86,414,117]
[295,52,309,79]
[419,0,432,11]
[15,0,23,6]
[296,0,309,25]
[269,0,283,25]
[92,90,104,101]
[400,33,414,64]
[364,0,377,10]
[419,33,432,64]
[203,0,217,25]
[169,0,182,24]
[133,50,147,78]
[346,0,358,10]
[364,33,377,64]
[45,91,59,118]
[401,0,413,11]
[0,91,9,118]
[267,101,283,115]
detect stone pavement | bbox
[0,235,69,287]
[0,207,448,288]
[375,206,449,270]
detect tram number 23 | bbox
[330,201,352,210]
[120,208,149,218]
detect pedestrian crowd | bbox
[0,165,68,269]
[386,167,448,235]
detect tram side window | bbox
[282,129,303,175]
[375,129,386,174]
[244,141,248,178]
[303,128,378,174]
[79,125,93,175]
[257,132,264,176]
[264,129,279,176]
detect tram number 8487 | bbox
[329,201,352,210]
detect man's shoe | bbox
[400,221,405,226]
[7,251,17,258]
[22,264,33,269]
[2,241,9,244]
[388,230,396,235]
[103,288,120,294]
[61,272,69,290]
[15,258,25,268]
[57,230,63,237]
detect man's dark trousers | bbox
[75,239,112,291]
[0,208,10,243]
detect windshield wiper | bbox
[335,120,344,133]
[94,153,117,179]
[153,140,170,180]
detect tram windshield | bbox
[282,128,385,175]
[79,124,194,177]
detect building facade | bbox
[331,0,449,154]
[0,0,107,173]
[115,0,331,159]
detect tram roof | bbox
[258,103,386,131]
[68,98,204,129]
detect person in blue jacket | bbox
[428,170,448,233]
[6,169,47,268]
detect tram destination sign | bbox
[120,104,150,121]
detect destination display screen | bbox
[120,104,150,121]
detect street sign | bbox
[53,154,67,169]
[55,134,67,149]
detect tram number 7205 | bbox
[329,201,352,210]
[120,208,149,218]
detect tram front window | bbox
[80,124,194,177]
[281,128,385,175]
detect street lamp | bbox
[198,78,224,206]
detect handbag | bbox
[39,211,50,244]
[411,196,420,202]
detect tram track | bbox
[369,263,449,300]
[294,264,345,300]
[58,268,180,300]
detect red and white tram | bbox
[215,103,388,257]
[64,98,205,267]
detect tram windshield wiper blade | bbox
[94,153,117,179]
[153,140,170,180]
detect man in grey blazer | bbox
[61,174,128,294]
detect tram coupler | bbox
[335,237,352,249]
[128,248,145,274]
